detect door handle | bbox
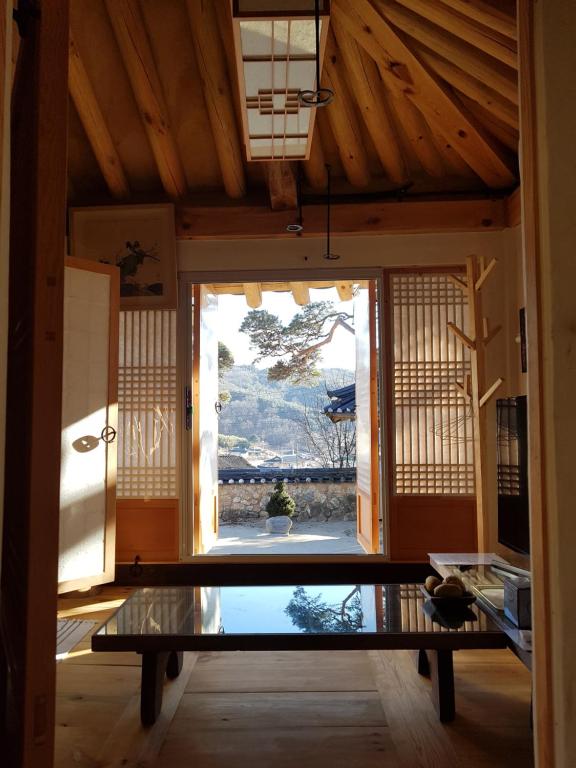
[100,425,117,444]
[215,401,222,415]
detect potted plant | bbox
[265,481,296,534]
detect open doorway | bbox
[182,278,383,556]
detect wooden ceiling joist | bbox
[290,282,311,306]
[68,36,129,200]
[105,0,187,199]
[266,162,298,211]
[394,0,517,68]
[437,0,517,41]
[414,46,519,130]
[243,282,263,309]
[458,93,519,153]
[186,0,246,200]
[331,19,408,185]
[303,137,329,191]
[333,0,516,189]
[322,33,371,188]
[372,0,518,104]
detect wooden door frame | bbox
[178,268,388,561]
[0,3,69,767]
[57,257,119,594]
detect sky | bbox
[214,286,356,371]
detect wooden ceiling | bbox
[67,0,519,211]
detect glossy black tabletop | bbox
[92,584,507,653]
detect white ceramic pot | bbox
[265,516,293,535]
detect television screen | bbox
[496,396,530,555]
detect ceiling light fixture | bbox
[232,1,331,162]
[323,164,340,261]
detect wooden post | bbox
[0,2,69,767]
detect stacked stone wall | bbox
[218,481,356,523]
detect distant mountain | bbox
[218,365,354,451]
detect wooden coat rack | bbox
[449,255,504,551]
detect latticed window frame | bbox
[117,310,178,499]
[390,272,475,496]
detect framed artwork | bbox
[70,204,177,310]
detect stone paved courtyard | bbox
[206,519,365,555]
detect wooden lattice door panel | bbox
[388,271,477,561]
[117,310,177,498]
[391,273,475,495]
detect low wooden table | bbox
[92,583,507,725]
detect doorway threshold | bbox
[205,520,364,556]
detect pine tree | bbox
[266,481,296,518]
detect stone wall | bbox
[218,481,356,523]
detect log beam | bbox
[333,0,516,188]
[186,0,246,199]
[438,0,517,40]
[290,282,311,306]
[243,283,262,309]
[413,46,519,130]
[304,136,329,191]
[322,32,371,188]
[331,19,407,184]
[176,197,507,239]
[266,162,298,211]
[395,0,517,68]
[336,281,354,302]
[105,0,186,199]
[68,36,129,200]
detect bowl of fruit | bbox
[420,575,476,607]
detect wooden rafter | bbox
[385,88,445,178]
[186,0,246,199]
[243,283,262,309]
[290,282,311,306]
[322,32,371,188]
[332,0,516,188]
[105,0,187,199]
[331,19,407,184]
[372,0,518,104]
[303,136,329,191]
[394,0,517,68]
[68,35,129,200]
[266,162,298,211]
[457,93,519,152]
[336,281,354,302]
[437,0,517,40]
[413,46,519,130]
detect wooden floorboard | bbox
[54,586,534,768]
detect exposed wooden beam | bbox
[105,0,186,199]
[68,35,129,200]
[413,46,519,130]
[290,282,311,306]
[395,0,517,68]
[176,197,507,239]
[322,32,371,188]
[331,19,407,184]
[266,161,298,211]
[506,186,521,226]
[335,281,354,302]
[384,86,446,178]
[457,92,519,152]
[243,282,262,308]
[303,136,329,191]
[369,0,518,104]
[333,0,516,188]
[438,0,517,40]
[186,0,246,199]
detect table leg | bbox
[166,651,184,680]
[429,649,455,722]
[415,649,431,677]
[141,651,169,726]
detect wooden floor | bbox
[55,587,534,768]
